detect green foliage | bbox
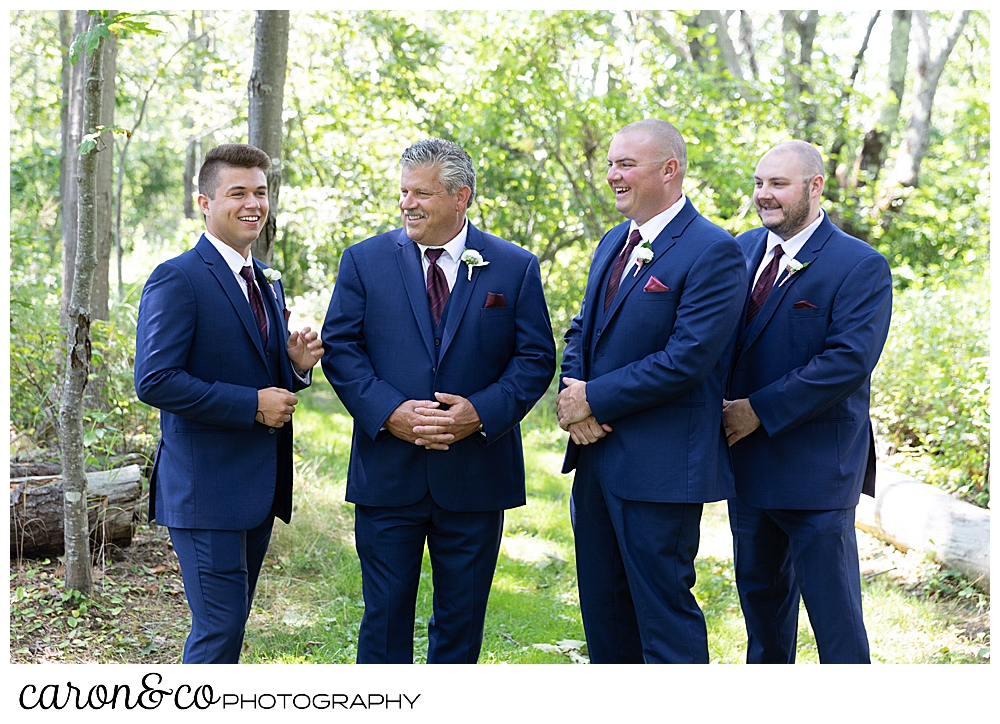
[9,278,159,469]
[871,266,990,506]
[69,10,164,64]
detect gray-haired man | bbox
[322,138,555,663]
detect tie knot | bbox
[426,248,445,265]
[773,244,784,260]
[239,265,255,283]
[626,228,642,251]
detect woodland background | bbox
[7,9,991,665]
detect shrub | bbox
[871,264,990,507]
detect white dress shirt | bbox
[416,219,469,292]
[751,210,825,288]
[205,231,264,307]
[621,196,688,277]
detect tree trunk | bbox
[890,10,970,189]
[738,11,758,80]
[780,10,819,136]
[858,10,910,186]
[184,11,207,220]
[706,10,744,81]
[11,466,144,559]
[59,15,108,595]
[248,10,290,266]
[91,23,117,321]
[59,10,87,329]
[823,10,881,221]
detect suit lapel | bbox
[395,229,437,361]
[737,231,768,346]
[196,236,268,362]
[740,217,833,352]
[254,260,289,383]
[582,223,630,358]
[438,222,482,361]
[603,202,690,323]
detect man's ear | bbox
[662,158,680,185]
[809,174,825,200]
[197,193,210,216]
[456,185,472,210]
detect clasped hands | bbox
[255,327,325,428]
[387,392,481,451]
[557,377,612,445]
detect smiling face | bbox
[606,129,679,226]
[753,148,824,240]
[398,164,470,247]
[197,165,268,257]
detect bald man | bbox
[558,119,746,663]
[724,141,892,664]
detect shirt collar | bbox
[204,231,254,274]
[630,196,687,243]
[766,210,825,261]
[416,218,468,261]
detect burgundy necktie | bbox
[745,244,784,325]
[239,265,268,347]
[603,228,643,312]
[425,248,449,326]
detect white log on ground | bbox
[10,465,143,558]
[857,463,990,592]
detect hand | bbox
[385,399,447,447]
[411,392,483,451]
[287,326,324,371]
[567,415,613,446]
[723,398,761,447]
[557,377,593,429]
[256,387,298,427]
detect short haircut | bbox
[399,138,476,208]
[769,140,825,179]
[618,119,687,174]
[198,143,271,199]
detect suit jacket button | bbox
[268,428,276,435]
[435,338,441,346]
[596,328,602,336]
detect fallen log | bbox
[857,463,990,593]
[10,461,63,478]
[10,465,144,559]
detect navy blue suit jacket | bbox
[135,235,307,529]
[321,222,556,512]
[561,199,747,503]
[728,215,892,510]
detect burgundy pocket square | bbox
[283,308,292,321]
[643,276,670,292]
[484,292,507,308]
[792,300,817,309]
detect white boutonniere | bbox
[632,240,655,277]
[778,257,810,287]
[461,249,490,281]
[262,268,282,283]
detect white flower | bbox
[262,268,282,283]
[632,240,655,277]
[461,249,490,281]
[778,257,810,287]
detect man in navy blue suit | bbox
[135,143,323,663]
[724,140,892,663]
[558,119,747,663]
[321,138,555,663]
